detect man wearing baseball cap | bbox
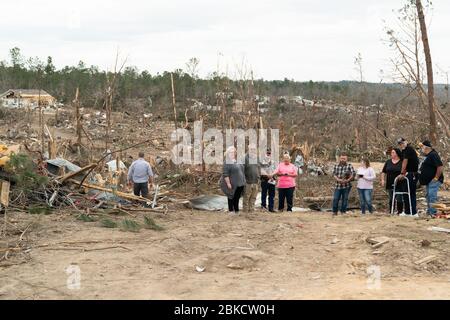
[397,138,419,217]
[419,140,444,217]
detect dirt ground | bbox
[1,207,449,300]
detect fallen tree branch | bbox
[56,164,97,183]
[68,178,152,204]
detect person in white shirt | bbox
[356,158,376,214]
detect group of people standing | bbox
[221,146,298,214]
[331,154,377,215]
[332,137,444,217]
[128,138,444,218]
[221,136,444,217]
[382,138,444,217]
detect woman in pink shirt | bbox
[273,153,298,212]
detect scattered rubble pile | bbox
[431,203,450,219]
[1,103,449,270]
[0,151,178,266]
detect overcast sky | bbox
[1,0,449,82]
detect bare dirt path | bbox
[1,209,449,300]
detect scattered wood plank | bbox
[125,206,166,212]
[56,164,97,183]
[431,203,447,209]
[152,184,159,209]
[67,178,151,204]
[372,239,390,249]
[414,255,438,265]
[43,245,131,252]
[303,196,333,202]
[366,236,390,248]
[427,226,450,234]
[0,180,10,207]
[117,207,136,218]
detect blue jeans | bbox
[426,180,441,215]
[332,187,350,214]
[261,180,275,211]
[357,188,373,214]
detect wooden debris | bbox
[43,245,132,252]
[56,164,97,183]
[67,178,152,204]
[427,226,450,234]
[414,255,438,265]
[0,180,10,207]
[366,236,390,248]
[226,263,244,270]
[152,184,159,209]
[372,239,390,249]
[304,196,333,202]
[431,203,447,209]
[431,203,450,216]
[117,207,136,218]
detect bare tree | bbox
[354,52,368,151]
[74,87,81,145]
[385,0,448,144]
[416,0,437,144]
[185,57,200,79]
[105,50,127,150]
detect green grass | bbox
[121,218,141,232]
[28,205,52,215]
[100,218,118,228]
[77,213,96,222]
[143,215,164,231]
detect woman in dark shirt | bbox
[221,146,246,213]
[381,148,404,214]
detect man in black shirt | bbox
[397,138,419,217]
[419,140,444,216]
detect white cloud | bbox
[0,0,449,81]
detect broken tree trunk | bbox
[45,125,56,159]
[171,73,178,132]
[74,87,82,145]
[0,180,10,208]
[38,88,45,155]
[416,0,438,145]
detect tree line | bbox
[0,47,447,113]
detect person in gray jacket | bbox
[221,146,246,213]
[243,144,260,212]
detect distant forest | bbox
[1,47,449,112]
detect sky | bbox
[1,0,449,82]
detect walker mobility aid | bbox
[390,175,412,215]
